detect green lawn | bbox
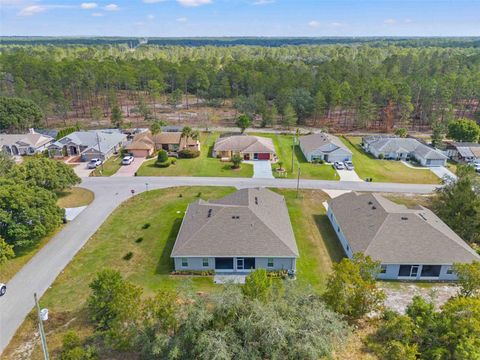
[90,155,123,177]
[250,133,338,180]
[136,132,253,177]
[56,187,94,208]
[341,136,441,184]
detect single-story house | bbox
[212,135,277,161]
[125,131,200,157]
[0,129,54,156]
[171,188,299,273]
[327,192,480,281]
[362,136,447,167]
[446,142,480,163]
[48,130,127,161]
[299,133,352,163]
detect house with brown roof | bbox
[171,188,299,272]
[299,133,352,163]
[327,192,480,281]
[212,135,277,161]
[126,131,200,157]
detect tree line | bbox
[0,44,479,131]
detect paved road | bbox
[0,176,439,354]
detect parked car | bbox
[122,155,134,165]
[87,158,102,169]
[0,283,6,297]
[473,163,480,173]
[344,161,354,170]
[334,161,345,170]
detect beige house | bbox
[1,130,54,156]
[212,135,277,161]
[126,131,200,157]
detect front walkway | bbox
[245,160,274,179]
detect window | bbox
[202,258,209,267]
[421,265,441,277]
[398,265,419,277]
[267,258,274,268]
[380,265,387,274]
[181,258,188,267]
[446,267,453,275]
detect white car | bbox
[87,158,102,169]
[334,161,345,170]
[344,161,354,170]
[0,283,6,297]
[122,155,134,165]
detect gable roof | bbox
[213,135,275,154]
[126,131,198,151]
[0,132,53,148]
[328,192,480,264]
[299,133,352,155]
[171,188,298,258]
[364,136,447,160]
[50,130,126,154]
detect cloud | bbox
[147,14,155,19]
[177,0,212,7]
[104,3,118,11]
[383,18,398,25]
[17,5,47,16]
[331,22,344,27]
[308,20,320,28]
[253,0,274,5]
[92,12,104,16]
[80,2,97,9]
[176,16,187,22]
[404,18,413,23]
[143,0,166,3]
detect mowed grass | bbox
[249,133,338,180]
[341,136,440,184]
[90,155,123,177]
[136,132,253,177]
[56,187,94,208]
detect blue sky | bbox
[1,0,479,37]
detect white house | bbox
[0,130,54,156]
[327,192,480,281]
[299,133,352,163]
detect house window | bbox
[380,265,387,274]
[181,258,188,267]
[202,258,209,267]
[446,267,453,275]
[398,265,419,277]
[267,258,274,268]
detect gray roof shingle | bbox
[299,133,352,155]
[364,136,447,160]
[213,135,275,154]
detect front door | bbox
[411,265,419,277]
[236,258,244,271]
[244,154,250,160]
[253,153,258,160]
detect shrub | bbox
[178,149,200,158]
[197,192,202,197]
[378,153,385,159]
[157,150,168,163]
[171,269,214,276]
[170,158,177,165]
[319,159,325,164]
[231,154,243,169]
[142,223,151,229]
[135,237,143,243]
[123,252,133,260]
[155,160,171,168]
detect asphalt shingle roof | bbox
[213,135,275,154]
[364,136,447,160]
[299,133,352,154]
[50,130,126,154]
[171,188,299,258]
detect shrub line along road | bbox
[0,176,439,354]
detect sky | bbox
[0,0,479,37]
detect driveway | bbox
[336,169,363,182]
[246,160,274,179]
[0,176,440,354]
[113,158,147,177]
[430,166,457,183]
[73,163,94,177]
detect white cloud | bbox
[92,12,103,16]
[143,0,166,3]
[383,18,398,25]
[147,14,155,19]
[308,20,320,28]
[104,3,118,11]
[17,5,47,16]
[176,16,187,22]
[253,0,274,5]
[135,21,145,26]
[177,0,212,7]
[80,2,98,9]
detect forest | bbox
[0,40,479,132]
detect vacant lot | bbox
[136,132,253,177]
[341,136,441,184]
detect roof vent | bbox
[368,201,373,205]
[232,215,240,219]
[401,216,408,220]
[371,206,376,210]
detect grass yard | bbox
[341,136,441,184]
[89,155,123,177]
[56,187,94,208]
[250,133,338,180]
[136,132,253,177]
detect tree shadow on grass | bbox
[156,218,183,275]
[312,214,346,263]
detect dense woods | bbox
[0,40,479,132]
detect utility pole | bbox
[296,166,301,198]
[291,136,295,172]
[34,293,50,360]
[96,132,104,173]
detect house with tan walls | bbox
[126,131,200,157]
[212,135,277,161]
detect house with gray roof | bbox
[0,130,54,156]
[362,135,447,167]
[48,130,127,161]
[171,188,299,273]
[446,142,480,163]
[327,192,480,281]
[299,133,352,163]
[212,135,277,161]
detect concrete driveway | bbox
[430,166,457,183]
[73,163,94,177]
[336,169,363,182]
[245,160,274,179]
[113,158,147,177]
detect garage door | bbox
[257,153,270,160]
